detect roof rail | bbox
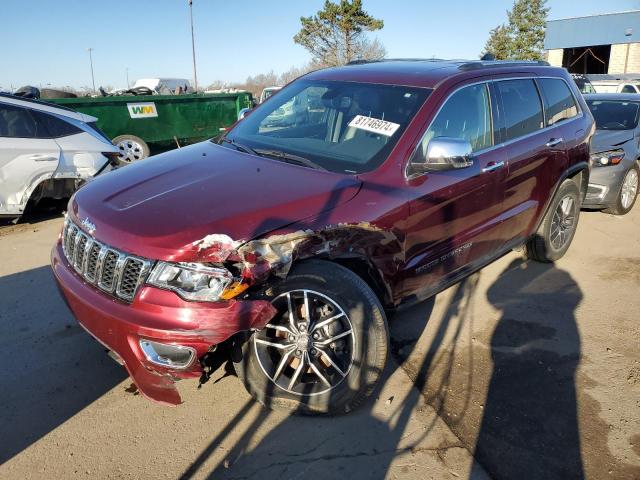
[0,92,77,112]
[458,60,550,71]
[346,58,448,66]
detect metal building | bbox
[545,11,640,74]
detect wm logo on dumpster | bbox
[127,102,158,119]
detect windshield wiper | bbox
[218,137,258,156]
[254,149,328,171]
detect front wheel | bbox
[526,178,581,263]
[233,260,389,415]
[603,164,639,215]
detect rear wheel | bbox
[603,164,639,215]
[112,135,149,163]
[234,260,389,415]
[526,179,581,263]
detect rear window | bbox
[0,104,46,138]
[31,111,82,138]
[586,100,640,130]
[538,78,579,126]
[496,79,544,141]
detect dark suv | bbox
[51,60,593,414]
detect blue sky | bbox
[0,0,637,90]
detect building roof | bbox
[545,10,640,49]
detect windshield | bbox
[586,100,640,130]
[223,80,431,173]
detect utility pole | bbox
[87,48,96,92]
[126,67,130,88]
[188,0,198,92]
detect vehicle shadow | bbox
[0,265,127,464]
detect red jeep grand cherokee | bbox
[52,59,593,414]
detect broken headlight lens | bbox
[147,262,233,302]
[590,150,625,167]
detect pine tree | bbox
[482,25,513,60]
[508,0,549,60]
[481,0,549,61]
[294,0,385,67]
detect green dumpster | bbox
[48,92,253,162]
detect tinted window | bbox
[496,79,544,141]
[621,85,636,94]
[415,83,492,161]
[226,80,431,174]
[538,78,578,126]
[586,100,640,130]
[32,111,82,138]
[0,104,42,138]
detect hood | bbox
[591,129,634,153]
[70,142,361,261]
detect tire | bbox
[112,135,150,163]
[234,260,389,415]
[526,178,581,263]
[603,164,639,216]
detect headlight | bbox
[590,150,625,167]
[147,262,234,302]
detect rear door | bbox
[0,103,60,216]
[494,77,568,242]
[402,81,508,298]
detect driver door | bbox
[402,81,508,298]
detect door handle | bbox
[482,161,505,173]
[29,154,58,162]
[546,137,564,147]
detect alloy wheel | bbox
[116,139,145,162]
[621,169,639,210]
[550,195,577,251]
[253,289,355,396]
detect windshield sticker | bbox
[348,115,400,137]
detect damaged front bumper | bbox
[51,241,276,405]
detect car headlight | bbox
[590,150,625,167]
[147,262,235,302]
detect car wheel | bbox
[233,260,389,415]
[112,135,150,163]
[603,164,639,216]
[526,178,581,263]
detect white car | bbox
[0,94,119,220]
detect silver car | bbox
[0,94,119,220]
[584,93,640,215]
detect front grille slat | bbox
[62,219,152,303]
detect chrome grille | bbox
[61,218,153,302]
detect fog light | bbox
[138,339,196,369]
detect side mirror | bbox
[238,108,252,121]
[421,137,474,172]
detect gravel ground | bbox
[0,205,638,479]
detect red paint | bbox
[51,61,593,404]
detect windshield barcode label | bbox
[348,115,400,137]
